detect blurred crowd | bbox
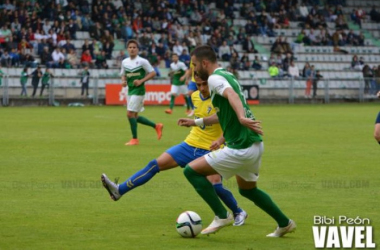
[0,0,378,74]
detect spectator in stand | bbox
[370,6,380,23]
[346,30,359,46]
[335,14,349,30]
[24,54,37,68]
[18,38,33,55]
[190,8,203,26]
[52,47,65,68]
[282,53,294,73]
[357,32,365,46]
[67,48,79,69]
[40,46,54,68]
[351,55,362,70]
[179,49,191,67]
[271,37,284,54]
[9,48,20,67]
[229,52,240,70]
[132,16,143,34]
[67,19,78,39]
[240,53,251,71]
[242,36,257,53]
[252,55,262,70]
[81,49,94,68]
[95,50,109,69]
[90,22,103,40]
[218,41,231,61]
[172,40,184,56]
[103,41,114,60]
[115,50,127,68]
[0,50,11,67]
[156,42,166,60]
[139,32,152,52]
[288,60,300,78]
[62,38,76,52]
[82,39,93,56]
[268,61,279,78]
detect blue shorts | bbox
[376,112,380,124]
[166,142,210,168]
[188,81,197,91]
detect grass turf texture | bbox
[0,104,379,250]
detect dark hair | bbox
[190,45,217,63]
[127,39,139,48]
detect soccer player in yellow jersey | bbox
[102,74,248,226]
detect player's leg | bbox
[126,109,139,145]
[235,142,295,237]
[101,151,179,201]
[184,156,233,234]
[165,85,178,114]
[208,174,247,226]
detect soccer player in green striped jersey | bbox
[120,39,163,146]
[180,45,296,237]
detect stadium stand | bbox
[0,0,379,99]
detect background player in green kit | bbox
[179,45,296,237]
[40,68,54,97]
[120,39,163,146]
[165,53,192,115]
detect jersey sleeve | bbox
[208,74,232,96]
[119,59,125,76]
[141,58,154,73]
[180,62,188,71]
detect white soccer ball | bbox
[176,211,202,238]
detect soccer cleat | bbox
[201,213,233,235]
[125,138,139,146]
[155,123,163,140]
[186,109,194,117]
[266,219,296,237]
[233,210,248,226]
[101,173,121,201]
[165,109,172,114]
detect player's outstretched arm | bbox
[223,88,263,135]
[178,114,219,127]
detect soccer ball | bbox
[176,211,202,238]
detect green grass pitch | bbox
[0,104,379,249]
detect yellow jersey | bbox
[184,91,223,150]
[190,59,195,82]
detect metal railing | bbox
[1,75,379,106]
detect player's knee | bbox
[374,133,380,142]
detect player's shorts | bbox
[166,142,209,168]
[188,81,197,91]
[171,84,188,95]
[205,142,264,182]
[127,95,144,112]
[376,112,380,124]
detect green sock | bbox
[128,117,138,139]
[184,95,191,110]
[239,187,289,227]
[184,165,228,218]
[137,116,156,128]
[169,95,175,109]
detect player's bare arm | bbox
[178,114,219,127]
[133,71,156,86]
[210,136,225,151]
[121,75,127,87]
[223,88,263,135]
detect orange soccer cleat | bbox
[165,109,172,114]
[155,123,163,140]
[125,138,139,146]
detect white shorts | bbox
[171,85,188,96]
[127,95,145,112]
[205,142,264,182]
